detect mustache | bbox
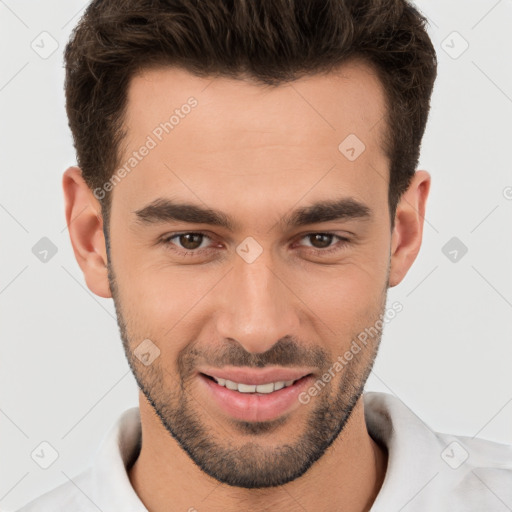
[178,336,329,373]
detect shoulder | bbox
[434,431,512,508]
[14,407,144,512]
[364,391,512,510]
[14,470,95,512]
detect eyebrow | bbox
[133,196,372,231]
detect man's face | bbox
[107,60,392,488]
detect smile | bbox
[210,376,299,394]
[197,368,315,422]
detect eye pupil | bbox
[180,233,203,250]
[310,234,332,249]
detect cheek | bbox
[291,243,389,340]
[116,261,222,346]
[302,266,385,337]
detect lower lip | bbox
[198,373,313,423]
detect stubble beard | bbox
[107,260,387,488]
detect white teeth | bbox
[255,382,274,393]
[225,379,238,390]
[238,383,257,393]
[213,377,298,393]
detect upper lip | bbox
[198,367,313,385]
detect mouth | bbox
[197,368,315,422]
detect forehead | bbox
[116,60,389,217]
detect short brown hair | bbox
[64,0,437,230]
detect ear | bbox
[62,166,112,298]
[388,170,431,288]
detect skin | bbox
[63,59,430,511]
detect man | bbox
[17,0,512,511]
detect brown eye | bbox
[297,233,350,256]
[161,232,212,255]
[307,233,335,249]
[177,233,204,250]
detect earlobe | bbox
[62,166,112,298]
[388,170,431,288]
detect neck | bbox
[128,392,388,512]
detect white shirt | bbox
[15,391,512,511]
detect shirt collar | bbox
[92,407,146,511]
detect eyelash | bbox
[159,231,350,258]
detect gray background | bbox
[1,0,511,510]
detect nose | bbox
[214,248,301,354]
